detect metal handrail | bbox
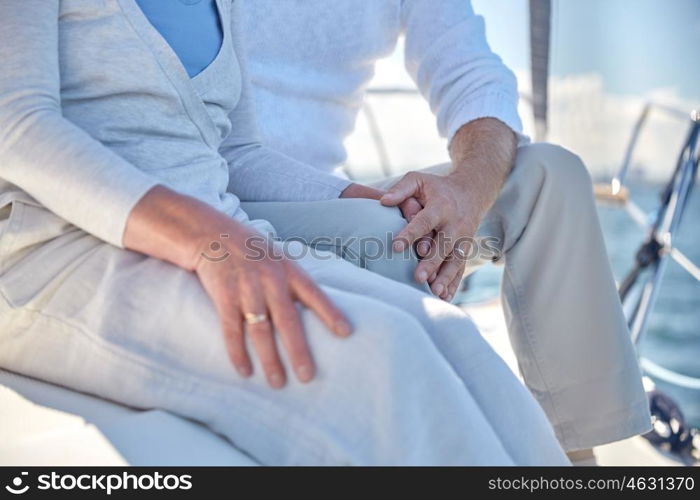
[628,119,699,343]
[596,103,700,298]
[612,102,695,195]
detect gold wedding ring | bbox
[244,313,269,325]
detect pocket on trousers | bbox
[0,194,74,275]
[0,195,90,309]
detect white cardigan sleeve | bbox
[0,0,161,247]
[401,0,526,144]
[220,2,351,202]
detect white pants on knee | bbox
[0,198,568,465]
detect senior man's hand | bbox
[380,118,517,301]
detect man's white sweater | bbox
[240,0,523,173]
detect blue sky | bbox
[473,0,700,101]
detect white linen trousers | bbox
[0,193,569,465]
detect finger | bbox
[445,268,464,302]
[415,234,433,258]
[414,228,446,283]
[380,173,420,207]
[289,263,352,337]
[219,303,253,377]
[431,253,465,299]
[415,225,458,284]
[429,270,438,283]
[240,279,286,389]
[265,277,315,383]
[399,197,422,221]
[209,285,252,377]
[392,209,441,253]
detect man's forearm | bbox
[447,117,517,224]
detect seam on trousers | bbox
[0,298,357,465]
[474,220,504,264]
[503,266,576,448]
[497,159,579,450]
[0,200,26,275]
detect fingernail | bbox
[297,364,314,382]
[393,240,405,252]
[269,373,284,388]
[433,283,444,296]
[417,271,428,283]
[446,294,454,302]
[237,365,252,377]
[336,319,352,336]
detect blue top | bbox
[135,0,223,78]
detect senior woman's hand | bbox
[124,186,352,388]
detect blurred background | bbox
[344,0,700,429]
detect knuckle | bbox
[290,266,312,286]
[248,323,272,338]
[435,271,450,284]
[216,287,239,308]
[229,351,248,366]
[279,312,303,334]
[226,344,248,364]
[259,263,281,282]
[225,338,243,356]
[222,322,243,339]
[268,277,291,298]
[404,171,418,181]
[263,359,282,374]
[220,310,242,327]
[287,343,309,362]
[297,277,318,297]
[419,218,432,234]
[308,284,327,302]
[411,219,430,237]
[425,253,442,268]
